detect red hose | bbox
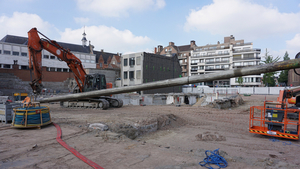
[52,122,104,169]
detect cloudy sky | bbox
[1,0,300,60]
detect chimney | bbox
[217,41,220,44]
[89,41,94,54]
[190,40,196,47]
[154,47,157,54]
[157,45,163,53]
[101,49,104,53]
[169,42,174,46]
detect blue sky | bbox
[1,0,300,60]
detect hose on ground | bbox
[53,122,104,169]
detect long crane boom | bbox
[39,58,300,103]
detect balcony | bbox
[178,55,187,59]
[232,42,252,47]
[233,57,261,61]
[180,62,187,65]
[191,69,198,72]
[205,60,229,64]
[194,45,230,52]
[205,68,230,71]
[233,48,261,53]
[182,69,187,72]
[191,52,230,58]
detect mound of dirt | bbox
[195,131,226,141]
[108,114,186,139]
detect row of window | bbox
[0,64,71,72]
[235,77,261,83]
[191,65,230,70]
[123,56,141,66]
[124,70,141,80]
[0,50,28,56]
[191,57,230,64]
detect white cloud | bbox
[0,12,55,39]
[286,34,300,59]
[74,17,90,25]
[76,0,166,17]
[59,25,151,53]
[184,0,300,40]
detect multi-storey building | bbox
[121,52,182,94]
[190,35,261,87]
[0,32,121,90]
[155,41,196,77]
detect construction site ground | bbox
[1,94,300,169]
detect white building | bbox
[0,35,96,72]
[190,35,261,87]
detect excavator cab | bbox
[83,74,107,92]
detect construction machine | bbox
[249,66,300,140]
[27,28,123,109]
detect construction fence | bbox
[182,86,293,95]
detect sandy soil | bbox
[0,95,300,169]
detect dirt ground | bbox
[1,94,300,169]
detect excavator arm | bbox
[28,28,86,94]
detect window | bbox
[215,65,220,69]
[3,64,11,69]
[200,59,204,63]
[43,55,49,59]
[50,55,55,59]
[199,66,204,70]
[20,65,29,70]
[129,71,134,79]
[136,70,141,79]
[136,56,141,65]
[100,63,103,67]
[124,72,128,79]
[12,51,19,56]
[50,67,55,71]
[218,51,223,54]
[124,58,128,66]
[21,52,27,56]
[216,58,220,62]
[222,58,229,62]
[129,57,135,66]
[63,68,68,72]
[57,68,62,72]
[234,62,242,66]
[4,50,10,55]
[112,61,115,64]
[0,50,2,54]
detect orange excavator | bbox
[27,28,123,109]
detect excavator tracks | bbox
[60,97,123,110]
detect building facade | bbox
[155,41,196,77]
[190,35,262,87]
[121,52,182,94]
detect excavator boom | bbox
[28,28,86,93]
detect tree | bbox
[278,51,290,86]
[237,77,243,86]
[262,49,280,87]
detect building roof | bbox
[94,50,117,64]
[178,45,191,52]
[0,35,28,45]
[0,35,91,53]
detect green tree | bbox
[278,51,290,85]
[262,49,280,87]
[237,77,243,86]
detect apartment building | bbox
[190,35,262,87]
[155,41,196,77]
[121,52,182,94]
